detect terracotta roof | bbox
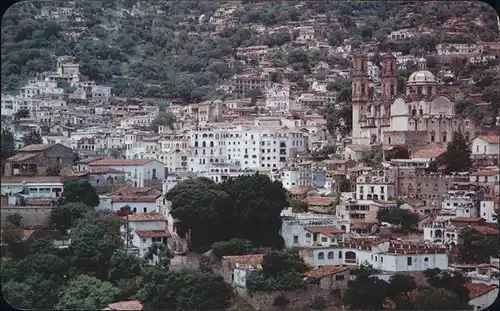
[305,226,344,237]
[18,143,55,152]
[110,186,157,196]
[470,169,499,176]
[402,199,425,207]
[304,266,349,278]
[289,186,312,195]
[0,176,62,184]
[6,152,39,162]
[351,221,378,230]
[307,196,333,206]
[107,300,143,311]
[89,158,154,166]
[451,217,485,222]
[90,167,127,174]
[476,135,500,144]
[474,226,498,235]
[135,230,170,239]
[410,147,446,159]
[77,156,106,164]
[222,254,263,266]
[126,212,166,222]
[113,195,160,203]
[464,282,498,300]
[25,199,56,206]
[23,229,35,240]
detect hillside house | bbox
[4,143,73,177]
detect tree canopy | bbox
[444,132,472,174]
[59,180,100,207]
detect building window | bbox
[380,257,383,262]
[318,252,325,260]
[407,257,412,266]
[293,235,298,244]
[339,251,342,259]
[321,237,328,242]
[328,252,334,259]
[133,208,137,213]
[424,257,429,262]
[142,239,146,243]
[143,207,147,213]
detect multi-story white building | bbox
[280,208,350,248]
[422,219,460,246]
[480,199,498,224]
[295,26,315,40]
[388,29,416,40]
[120,212,170,257]
[187,124,308,172]
[299,237,449,272]
[436,43,478,55]
[265,84,292,113]
[441,190,478,217]
[1,94,16,116]
[278,164,314,189]
[355,174,395,201]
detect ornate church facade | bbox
[350,53,476,148]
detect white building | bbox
[280,208,349,248]
[355,173,395,201]
[0,176,64,200]
[1,94,16,116]
[472,135,500,157]
[295,26,315,40]
[264,84,292,113]
[121,212,170,257]
[187,124,308,172]
[436,43,477,55]
[464,282,498,311]
[88,158,165,187]
[300,238,449,272]
[97,186,163,214]
[279,164,314,189]
[480,199,498,224]
[422,219,459,246]
[388,29,416,41]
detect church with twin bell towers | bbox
[349,52,475,149]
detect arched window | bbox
[328,252,334,259]
[318,252,325,260]
[306,233,311,239]
[339,251,343,259]
[424,257,429,262]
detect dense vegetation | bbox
[2,0,498,106]
[1,181,233,310]
[166,174,287,251]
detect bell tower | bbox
[351,53,370,144]
[351,54,370,103]
[380,53,398,100]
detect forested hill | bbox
[1,0,498,102]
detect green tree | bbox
[68,219,119,278]
[166,178,231,251]
[59,180,100,207]
[222,173,288,247]
[0,128,16,170]
[387,274,417,299]
[458,227,499,264]
[14,109,30,119]
[56,275,120,310]
[212,238,252,257]
[344,275,390,310]
[22,130,43,146]
[150,112,177,133]
[444,132,471,174]
[261,249,308,279]
[413,288,472,310]
[377,207,419,229]
[423,269,470,302]
[50,202,92,233]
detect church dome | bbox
[407,58,436,85]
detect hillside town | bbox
[1,1,499,311]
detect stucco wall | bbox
[1,206,54,227]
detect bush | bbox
[212,238,251,257]
[273,295,290,307]
[310,295,327,310]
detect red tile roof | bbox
[0,176,63,184]
[307,196,333,206]
[135,230,170,239]
[304,227,344,237]
[474,226,498,235]
[304,266,349,278]
[476,135,500,144]
[90,158,154,166]
[126,212,166,222]
[289,186,312,195]
[451,217,485,222]
[410,147,446,159]
[470,169,499,176]
[107,300,143,311]
[464,282,498,300]
[6,153,39,162]
[351,221,378,230]
[23,229,35,240]
[77,156,107,164]
[18,143,55,152]
[222,254,263,266]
